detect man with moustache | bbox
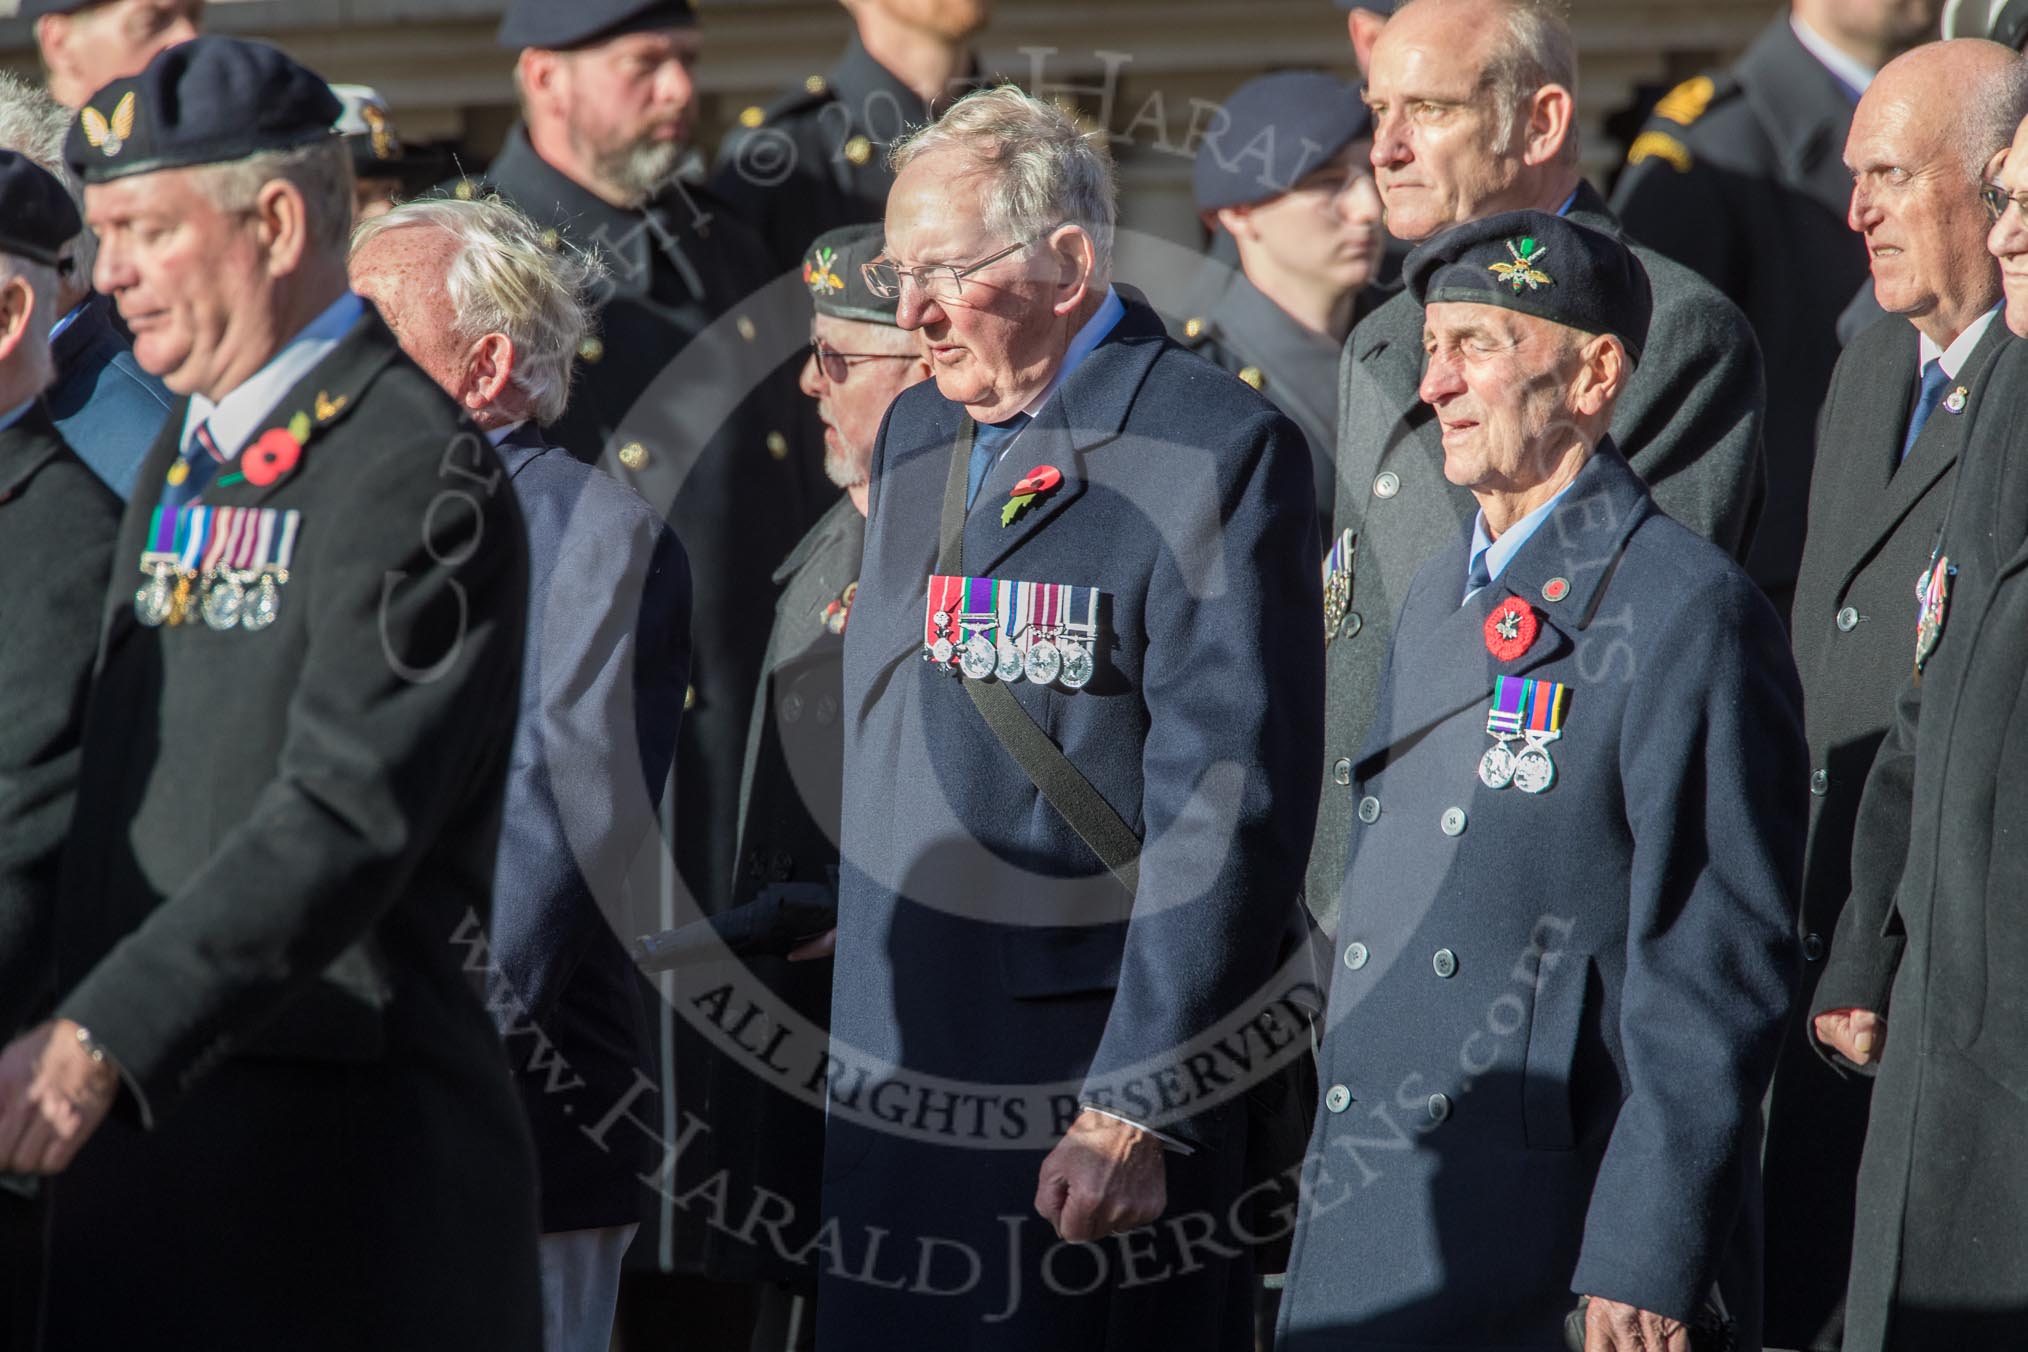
[21,0,201,110]
[1615,0,1943,610]
[0,37,539,1350]
[1278,209,1803,1352]
[1808,109,2028,1352]
[1179,70,1388,545]
[714,0,989,274]
[1309,0,1766,935]
[1774,41,2027,1352]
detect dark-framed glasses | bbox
[807,337,917,383]
[1981,181,2028,224]
[860,234,1046,304]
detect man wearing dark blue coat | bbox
[830,87,1324,1351]
[348,196,692,1352]
[1278,212,1804,1352]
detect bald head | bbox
[1845,38,2023,343]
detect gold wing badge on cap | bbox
[80,91,137,158]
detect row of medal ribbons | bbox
[134,504,302,632]
[923,573,1102,690]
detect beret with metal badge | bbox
[803,223,899,326]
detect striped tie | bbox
[162,420,227,512]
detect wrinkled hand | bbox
[1584,1295,1690,1352]
[0,1020,118,1174]
[1035,1109,1166,1243]
[1814,1008,1887,1067]
[787,928,837,961]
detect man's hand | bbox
[1583,1295,1690,1352]
[1814,1007,1887,1066]
[0,1019,119,1174]
[1034,1109,1166,1242]
[787,928,837,961]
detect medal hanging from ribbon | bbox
[1322,528,1353,642]
[922,574,1102,689]
[1479,674,1569,794]
[1913,551,1954,675]
[135,505,301,631]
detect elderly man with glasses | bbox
[822,85,1324,1351]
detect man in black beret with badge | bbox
[0,37,542,1350]
[1278,210,1805,1352]
[1179,70,1389,546]
[0,148,121,1352]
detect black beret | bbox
[1193,72,1373,212]
[63,37,340,186]
[497,0,695,51]
[16,0,98,17]
[0,149,82,269]
[803,224,896,326]
[1404,210,1653,365]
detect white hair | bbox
[0,71,92,294]
[0,251,60,398]
[1481,0,1580,165]
[889,84,1118,283]
[1961,50,2028,178]
[350,195,608,427]
[195,136,355,255]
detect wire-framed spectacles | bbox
[1981,181,2028,224]
[860,234,1047,304]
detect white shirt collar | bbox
[1790,15,1877,97]
[0,398,35,436]
[1020,286,1126,420]
[1916,303,2001,380]
[178,292,366,459]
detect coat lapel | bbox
[1737,19,1856,216]
[216,310,402,510]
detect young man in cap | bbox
[1181,69,1387,545]
[711,0,990,274]
[23,0,201,110]
[0,38,541,1350]
[1277,209,1804,1352]
[0,147,122,1352]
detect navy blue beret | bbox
[1193,72,1373,212]
[804,224,898,326]
[498,0,694,50]
[63,38,340,186]
[1404,210,1653,364]
[0,149,82,269]
[16,0,96,16]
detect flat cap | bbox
[1405,210,1652,364]
[64,37,340,185]
[1193,72,1372,212]
[497,0,695,51]
[0,149,82,268]
[803,224,897,325]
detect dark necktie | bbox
[1463,543,1493,604]
[162,420,227,512]
[1902,360,1948,463]
[966,413,1033,510]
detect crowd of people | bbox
[0,0,2019,1350]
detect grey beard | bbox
[593,138,684,207]
[824,443,871,492]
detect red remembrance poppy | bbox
[243,428,302,487]
[1483,596,1539,661]
[1010,465,1063,497]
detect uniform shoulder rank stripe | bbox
[1626,130,1693,173]
[1479,675,1570,794]
[924,573,1102,690]
[134,504,301,631]
[1652,75,1715,126]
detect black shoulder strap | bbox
[938,420,1141,895]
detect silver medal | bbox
[242,574,281,632]
[201,573,246,630]
[995,636,1025,683]
[134,569,172,627]
[929,636,954,664]
[934,609,951,627]
[1059,639,1094,689]
[961,633,996,680]
[1478,740,1516,789]
[1512,743,1556,794]
[1024,637,1062,686]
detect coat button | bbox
[1340,610,1362,640]
[1810,768,1829,796]
[1427,1093,1451,1123]
[780,691,804,723]
[1324,1084,1352,1113]
[1440,806,1467,836]
[683,684,698,712]
[816,693,839,725]
[1432,948,1457,979]
[844,134,873,166]
[577,336,604,364]
[1804,932,1826,962]
[1344,942,1369,971]
[1357,795,1381,824]
[617,441,649,471]
[1836,606,1860,633]
[1373,471,1400,499]
[766,431,789,460]
[1333,757,1352,786]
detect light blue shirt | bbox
[1463,474,1583,604]
[983,286,1127,470]
[0,398,34,436]
[178,292,365,459]
[49,301,88,346]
